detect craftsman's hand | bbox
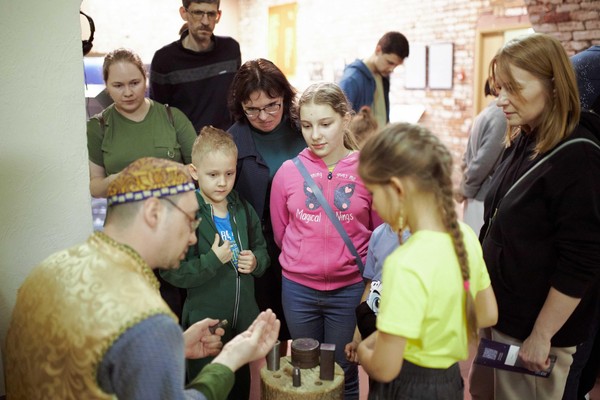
[183,318,225,359]
[212,309,280,372]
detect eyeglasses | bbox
[161,197,201,231]
[185,8,219,21]
[243,103,282,119]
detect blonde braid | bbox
[359,123,479,342]
[431,140,479,343]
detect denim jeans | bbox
[282,276,364,400]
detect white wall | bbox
[0,1,240,394]
[0,0,92,394]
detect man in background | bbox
[339,31,410,128]
[150,0,241,132]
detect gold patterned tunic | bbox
[5,232,176,399]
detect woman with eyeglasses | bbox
[227,59,306,356]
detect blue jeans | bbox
[282,276,364,400]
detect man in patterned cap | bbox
[5,157,280,400]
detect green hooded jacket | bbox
[161,189,269,335]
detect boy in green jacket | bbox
[161,126,270,400]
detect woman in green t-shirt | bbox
[86,48,196,198]
[86,48,197,321]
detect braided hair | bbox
[358,123,478,342]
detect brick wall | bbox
[238,0,599,185]
[525,0,600,54]
[84,0,600,183]
[237,0,527,179]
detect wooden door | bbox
[474,25,533,116]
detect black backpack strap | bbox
[91,110,108,139]
[97,114,106,133]
[165,104,175,128]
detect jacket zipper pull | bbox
[327,171,332,180]
[482,207,498,241]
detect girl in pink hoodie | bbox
[270,82,381,399]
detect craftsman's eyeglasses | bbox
[161,197,201,231]
[243,103,282,119]
[185,8,219,21]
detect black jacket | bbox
[481,111,600,346]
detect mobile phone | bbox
[209,319,229,334]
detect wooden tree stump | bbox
[260,356,344,400]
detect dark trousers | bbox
[254,234,291,340]
[154,270,185,322]
[578,324,600,398]
[563,294,600,400]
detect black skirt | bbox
[368,360,464,400]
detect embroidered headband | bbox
[107,157,195,206]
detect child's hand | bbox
[345,327,362,363]
[344,340,360,363]
[212,233,232,264]
[238,250,257,274]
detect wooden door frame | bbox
[474,22,531,116]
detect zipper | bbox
[482,207,498,242]
[230,205,245,252]
[229,202,242,329]
[210,202,242,329]
[233,274,240,329]
[325,170,333,286]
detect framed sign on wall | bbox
[404,43,426,89]
[428,43,454,90]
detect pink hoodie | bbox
[270,148,381,291]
